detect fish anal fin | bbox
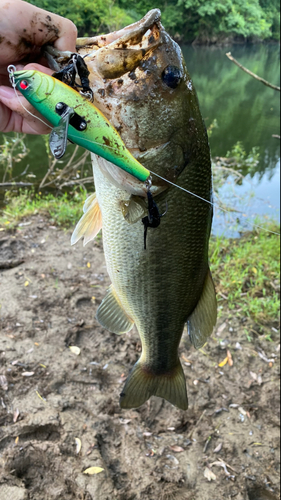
[120,359,188,410]
[96,285,134,334]
[187,268,217,350]
[71,193,102,246]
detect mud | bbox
[0,216,279,500]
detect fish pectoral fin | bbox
[187,268,217,350]
[120,196,146,224]
[96,285,134,334]
[120,359,188,410]
[71,193,102,246]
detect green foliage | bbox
[210,223,280,331]
[28,0,134,35]
[226,141,260,174]
[0,134,29,183]
[0,189,87,228]
[177,0,273,40]
[26,0,279,41]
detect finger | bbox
[23,63,54,76]
[0,86,51,134]
[53,18,77,53]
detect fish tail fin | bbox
[120,359,188,410]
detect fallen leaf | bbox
[170,445,184,453]
[87,262,91,268]
[227,350,233,366]
[0,375,8,391]
[214,443,223,453]
[204,467,216,481]
[238,406,247,416]
[13,409,20,423]
[83,466,104,475]
[218,357,228,367]
[24,281,29,287]
[250,371,263,386]
[181,354,192,363]
[217,322,227,335]
[119,418,131,425]
[15,436,19,445]
[75,438,82,454]
[69,346,81,356]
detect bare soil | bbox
[0,216,279,500]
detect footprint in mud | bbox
[247,486,279,500]
[76,297,93,309]
[0,238,26,268]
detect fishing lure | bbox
[9,67,150,183]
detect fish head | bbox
[76,9,208,189]
[14,70,56,104]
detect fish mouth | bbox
[76,9,163,80]
[76,9,162,50]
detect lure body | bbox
[14,70,150,183]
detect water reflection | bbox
[0,44,280,234]
[182,43,280,176]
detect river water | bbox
[0,43,280,235]
[182,43,280,235]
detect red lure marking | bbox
[20,80,29,90]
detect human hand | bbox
[0,0,77,134]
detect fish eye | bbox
[19,80,29,90]
[162,66,182,89]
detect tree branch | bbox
[226,52,280,92]
[0,182,32,187]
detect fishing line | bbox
[149,170,280,236]
[8,66,279,236]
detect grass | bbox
[210,223,280,335]
[0,189,87,229]
[0,190,279,335]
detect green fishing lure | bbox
[13,69,150,183]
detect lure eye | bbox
[162,66,182,89]
[19,80,29,90]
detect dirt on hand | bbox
[0,216,279,500]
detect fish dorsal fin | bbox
[96,285,134,334]
[187,268,217,349]
[71,193,102,246]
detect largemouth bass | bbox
[70,9,217,410]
